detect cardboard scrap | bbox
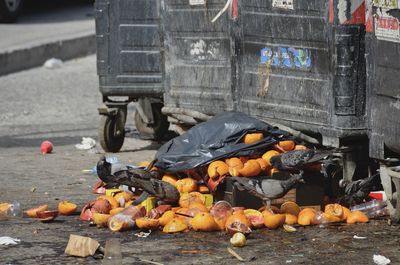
[65,234,100,257]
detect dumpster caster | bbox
[99,109,125,153]
[134,103,169,140]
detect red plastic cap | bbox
[40,141,53,155]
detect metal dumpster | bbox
[365,0,400,221]
[161,0,370,181]
[95,0,169,152]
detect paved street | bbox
[0,0,95,75]
[0,56,400,264]
[0,0,94,52]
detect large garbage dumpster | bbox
[365,0,400,221]
[160,0,369,181]
[95,0,169,152]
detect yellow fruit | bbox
[159,210,176,227]
[92,212,111,227]
[230,232,246,247]
[163,218,188,233]
[179,192,205,208]
[109,207,125,216]
[136,217,160,230]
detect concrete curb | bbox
[0,32,95,76]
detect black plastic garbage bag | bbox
[154,111,292,173]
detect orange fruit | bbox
[285,214,298,225]
[163,218,188,233]
[263,213,286,229]
[225,157,244,169]
[256,158,269,171]
[346,211,369,224]
[110,207,125,216]
[97,196,119,209]
[188,203,209,213]
[25,204,48,218]
[162,174,178,187]
[191,212,218,231]
[137,161,157,171]
[225,210,251,231]
[297,208,317,226]
[280,201,300,216]
[341,206,351,221]
[175,178,198,193]
[114,192,134,207]
[159,210,176,227]
[262,150,280,166]
[179,192,205,208]
[319,213,341,224]
[243,132,263,144]
[278,140,296,151]
[92,212,111,227]
[244,209,264,229]
[198,185,210,194]
[58,201,77,216]
[324,203,344,219]
[136,217,160,230]
[236,159,262,177]
[207,161,229,179]
[294,145,308,150]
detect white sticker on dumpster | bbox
[272,0,294,9]
[189,0,206,5]
[374,8,400,43]
[373,0,398,8]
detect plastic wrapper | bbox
[155,111,292,173]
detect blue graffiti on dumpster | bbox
[260,47,311,69]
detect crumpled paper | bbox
[0,236,21,246]
[373,254,391,265]
[75,137,96,150]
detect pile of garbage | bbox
[0,112,389,249]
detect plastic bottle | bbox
[103,239,122,265]
[350,200,388,218]
[0,202,22,219]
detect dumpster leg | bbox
[133,98,169,140]
[342,152,357,183]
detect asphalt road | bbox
[0,0,94,52]
[0,0,95,75]
[0,56,400,264]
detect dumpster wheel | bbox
[134,103,169,140]
[99,112,125,153]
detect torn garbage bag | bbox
[155,111,292,173]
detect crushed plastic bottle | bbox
[0,202,22,219]
[350,200,388,218]
[103,238,122,265]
